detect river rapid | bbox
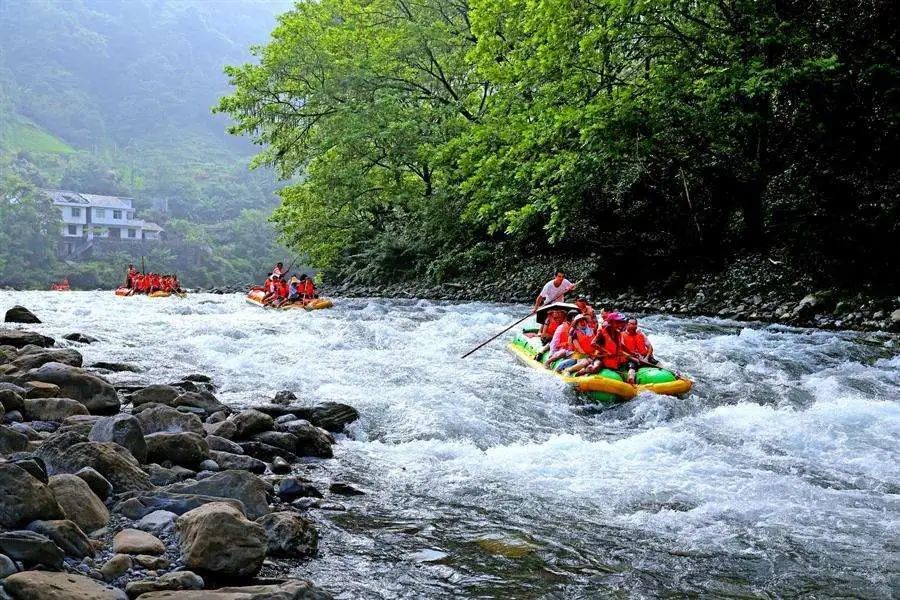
[1,291,897,599]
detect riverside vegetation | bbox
[0,304,360,599]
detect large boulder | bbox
[0,424,28,453]
[135,404,203,436]
[0,463,64,528]
[4,306,40,324]
[1,571,127,599]
[26,519,94,559]
[250,431,298,453]
[21,397,88,422]
[277,421,334,458]
[63,332,99,344]
[208,451,266,474]
[124,571,204,597]
[145,432,209,467]
[114,491,245,520]
[121,580,330,599]
[0,388,25,412]
[11,346,82,372]
[203,420,236,439]
[112,529,165,555]
[171,392,228,416]
[231,409,274,439]
[175,502,266,577]
[255,511,318,558]
[306,402,360,432]
[22,362,119,414]
[133,510,178,537]
[165,470,269,520]
[206,435,242,454]
[0,329,53,349]
[237,441,297,463]
[89,414,147,464]
[130,385,181,407]
[47,474,110,532]
[75,466,114,501]
[37,433,152,493]
[0,531,64,569]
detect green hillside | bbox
[0,114,75,154]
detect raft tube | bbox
[245,289,333,311]
[507,330,692,404]
[114,287,133,296]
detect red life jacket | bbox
[301,280,315,299]
[552,322,572,351]
[572,327,595,355]
[621,330,649,356]
[593,327,625,369]
[276,281,289,298]
[265,279,277,294]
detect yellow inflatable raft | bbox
[245,289,333,311]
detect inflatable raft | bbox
[114,288,186,298]
[508,329,692,404]
[245,289,333,311]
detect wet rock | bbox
[23,381,62,398]
[127,580,331,599]
[274,413,298,424]
[0,388,25,412]
[255,511,317,558]
[22,397,88,421]
[276,477,322,501]
[2,409,23,423]
[1,570,127,599]
[175,502,266,577]
[132,554,170,570]
[0,424,28,453]
[47,474,110,532]
[90,361,142,373]
[133,510,178,537]
[166,470,269,520]
[76,467,114,501]
[100,553,132,582]
[270,456,291,474]
[329,482,365,496]
[0,552,17,578]
[272,390,297,405]
[891,308,900,331]
[12,347,82,372]
[130,385,181,407]
[4,306,40,324]
[307,402,360,432]
[203,420,235,439]
[0,329,53,349]
[251,431,298,453]
[113,529,165,555]
[114,492,246,520]
[9,456,48,483]
[145,432,209,468]
[125,570,204,597]
[232,409,274,439]
[26,519,94,559]
[283,422,334,458]
[135,404,203,436]
[56,414,102,437]
[89,414,147,464]
[37,433,152,493]
[206,435,243,454]
[172,392,228,416]
[205,410,228,424]
[208,451,266,474]
[146,464,188,486]
[237,441,297,463]
[63,332,99,344]
[0,463,64,528]
[22,362,119,414]
[0,531,64,569]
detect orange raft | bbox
[245,289,333,311]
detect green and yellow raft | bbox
[508,329,692,404]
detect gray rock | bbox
[329,482,365,496]
[90,361,142,373]
[89,414,148,463]
[36,433,152,493]
[146,463,189,486]
[276,477,322,501]
[124,580,331,599]
[47,474,110,532]
[208,451,266,474]
[145,432,209,467]
[3,409,23,423]
[165,470,269,520]
[0,552,17,578]
[0,389,25,412]
[205,435,243,454]
[135,404,203,436]
[251,430,298,453]
[203,419,236,439]
[12,347,82,371]
[175,502,266,577]
[0,463,64,528]
[112,528,165,555]
[891,308,900,331]
[238,441,298,463]
[274,413,298,424]
[172,391,228,416]
[130,384,181,407]
[306,402,360,432]
[4,306,40,324]
[75,467,113,501]
[114,491,245,520]
[22,397,88,422]
[63,332,98,344]
[10,456,48,483]
[26,519,94,559]
[279,421,334,458]
[1,570,128,599]
[232,409,274,439]
[0,424,28,453]
[199,459,219,472]
[255,511,318,558]
[0,530,64,569]
[22,362,119,414]
[133,510,178,537]
[0,329,54,349]
[100,553,132,582]
[124,570,204,596]
[270,456,291,474]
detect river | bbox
[1,291,897,599]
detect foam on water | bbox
[1,291,896,598]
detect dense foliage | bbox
[218,0,898,291]
[0,0,293,289]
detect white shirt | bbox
[539,278,573,305]
[272,266,284,277]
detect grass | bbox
[0,113,76,154]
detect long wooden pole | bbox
[460,281,579,359]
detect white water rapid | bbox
[2,291,897,598]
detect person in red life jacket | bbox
[575,296,597,330]
[172,275,182,293]
[132,274,146,294]
[621,318,658,381]
[556,315,597,373]
[299,274,316,301]
[539,309,566,344]
[264,275,289,306]
[573,312,628,377]
[542,310,578,367]
[126,264,139,289]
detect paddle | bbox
[460,280,580,359]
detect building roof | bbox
[78,193,133,209]
[142,222,164,232]
[43,189,90,205]
[43,189,134,209]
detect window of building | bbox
[126,211,134,220]
[67,225,77,235]
[71,207,81,217]
[113,210,122,220]
[94,208,106,218]
[128,228,136,238]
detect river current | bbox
[1,291,897,599]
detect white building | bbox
[44,190,164,255]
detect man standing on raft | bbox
[533,270,576,324]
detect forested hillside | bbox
[0,0,293,288]
[219,0,899,293]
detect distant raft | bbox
[245,289,333,311]
[114,287,186,298]
[508,328,692,404]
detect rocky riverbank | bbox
[0,307,361,599]
[326,254,900,333]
